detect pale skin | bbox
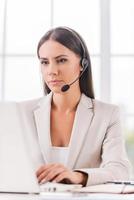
[36,39,88,186]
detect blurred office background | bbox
[0,0,134,175]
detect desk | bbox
[1,192,134,200]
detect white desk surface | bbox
[1,192,134,200]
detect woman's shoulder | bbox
[0,98,43,115]
[83,94,120,115]
[92,99,120,121]
[18,97,43,105]
[16,96,47,110]
[93,98,119,110]
[17,93,53,112]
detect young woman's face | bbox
[38,40,82,94]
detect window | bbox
[0,0,51,101]
[111,0,134,172]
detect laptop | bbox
[0,102,40,194]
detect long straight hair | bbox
[37,27,95,99]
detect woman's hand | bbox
[36,163,87,186]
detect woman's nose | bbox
[48,63,59,75]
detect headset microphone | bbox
[61,58,88,92]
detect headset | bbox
[59,27,89,92]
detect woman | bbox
[20,27,130,186]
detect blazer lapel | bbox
[33,93,52,163]
[67,94,94,169]
[33,93,94,168]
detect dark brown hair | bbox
[37,26,95,99]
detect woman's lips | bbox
[48,80,63,85]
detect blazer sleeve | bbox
[74,106,132,186]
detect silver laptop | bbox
[0,102,40,194]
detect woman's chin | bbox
[50,87,63,94]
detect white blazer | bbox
[0,93,131,186]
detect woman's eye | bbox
[40,60,49,65]
[57,58,67,63]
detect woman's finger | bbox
[38,164,58,182]
[53,171,71,183]
[36,163,57,177]
[40,167,67,184]
[37,164,67,182]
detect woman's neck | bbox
[52,89,81,113]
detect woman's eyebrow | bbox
[54,55,68,59]
[40,55,68,60]
[39,57,47,60]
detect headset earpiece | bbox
[81,58,89,71]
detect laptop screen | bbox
[0,102,40,193]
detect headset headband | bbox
[59,26,86,59]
